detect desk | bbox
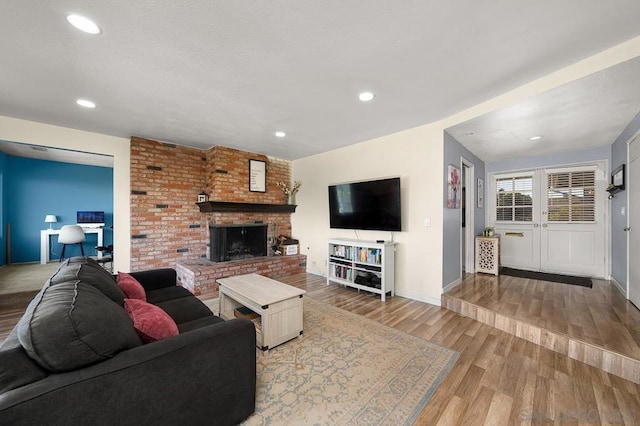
[40,228,104,264]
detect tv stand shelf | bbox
[327,238,396,301]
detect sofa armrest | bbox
[0,318,256,426]
[129,268,177,291]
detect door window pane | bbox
[547,171,595,222]
[495,176,533,222]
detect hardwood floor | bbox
[275,274,640,425]
[443,273,640,385]
[2,272,640,424]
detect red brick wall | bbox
[204,146,292,251]
[176,255,306,297]
[130,138,293,271]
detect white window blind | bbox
[495,176,533,222]
[547,170,595,222]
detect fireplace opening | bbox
[209,224,268,262]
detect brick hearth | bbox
[176,255,307,297]
[130,137,294,272]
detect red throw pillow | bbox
[117,272,147,301]
[124,299,179,344]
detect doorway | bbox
[461,158,474,274]
[489,161,607,278]
[628,133,640,307]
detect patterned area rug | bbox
[243,297,459,425]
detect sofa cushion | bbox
[153,296,214,325]
[0,327,48,393]
[50,257,126,306]
[146,286,193,304]
[117,272,147,301]
[178,315,225,333]
[124,298,179,343]
[17,280,142,372]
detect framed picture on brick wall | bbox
[249,159,266,192]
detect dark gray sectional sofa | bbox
[0,257,256,425]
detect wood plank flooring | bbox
[443,273,640,385]
[2,272,640,424]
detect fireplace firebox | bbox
[209,224,268,262]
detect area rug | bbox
[0,262,60,295]
[243,297,459,426]
[501,267,593,288]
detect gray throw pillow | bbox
[50,257,125,305]
[17,280,142,372]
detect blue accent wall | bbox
[0,151,6,266]
[443,131,486,287]
[611,111,640,291]
[6,157,113,263]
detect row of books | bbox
[357,248,382,265]
[329,245,353,259]
[330,264,353,281]
[330,245,382,265]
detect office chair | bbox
[58,225,86,261]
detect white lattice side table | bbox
[475,236,500,275]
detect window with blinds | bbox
[547,170,595,222]
[495,176,533,222]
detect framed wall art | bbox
[477,178,484,208]
[447,165,460,209]
[249,159,266,192]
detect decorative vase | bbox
[287,194,296,205]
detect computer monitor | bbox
[77,211,105,228]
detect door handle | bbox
[533,223,539,227]
[542,224,548,228]
[624,227,631,231]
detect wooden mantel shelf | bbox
[197,201,297,213]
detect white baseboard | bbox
[395,290,441,307]
[610,276,627,297]
[443,277,462,293]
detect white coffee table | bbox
[217,273,306,351]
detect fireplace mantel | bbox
[197,201,297,213]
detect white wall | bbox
[293,35,640,305]
[292,124,445,305]
[0,116,131,271]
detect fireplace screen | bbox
[209,224,268,262]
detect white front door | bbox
[540,164,606,277]
[489,161,607,278]
[628,135,640,307]
[492,171,541,271]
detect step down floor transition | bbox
[442,273,640,384]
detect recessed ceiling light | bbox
[275,131,286,138]
[529,135,543,141]
[76,99,96,109]
[358,92,375,102]
[67,14,101,34]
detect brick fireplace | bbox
[130,137,306,296]
[209,223,267,262]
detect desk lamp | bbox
[44,214,57,230]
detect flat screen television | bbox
[328,177,401,231]
[77,211,105,228]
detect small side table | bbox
[475,236,500,275]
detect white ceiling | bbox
[447,56,640,162]
[1,1,640,163]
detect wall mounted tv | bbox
[328,177,401,231]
